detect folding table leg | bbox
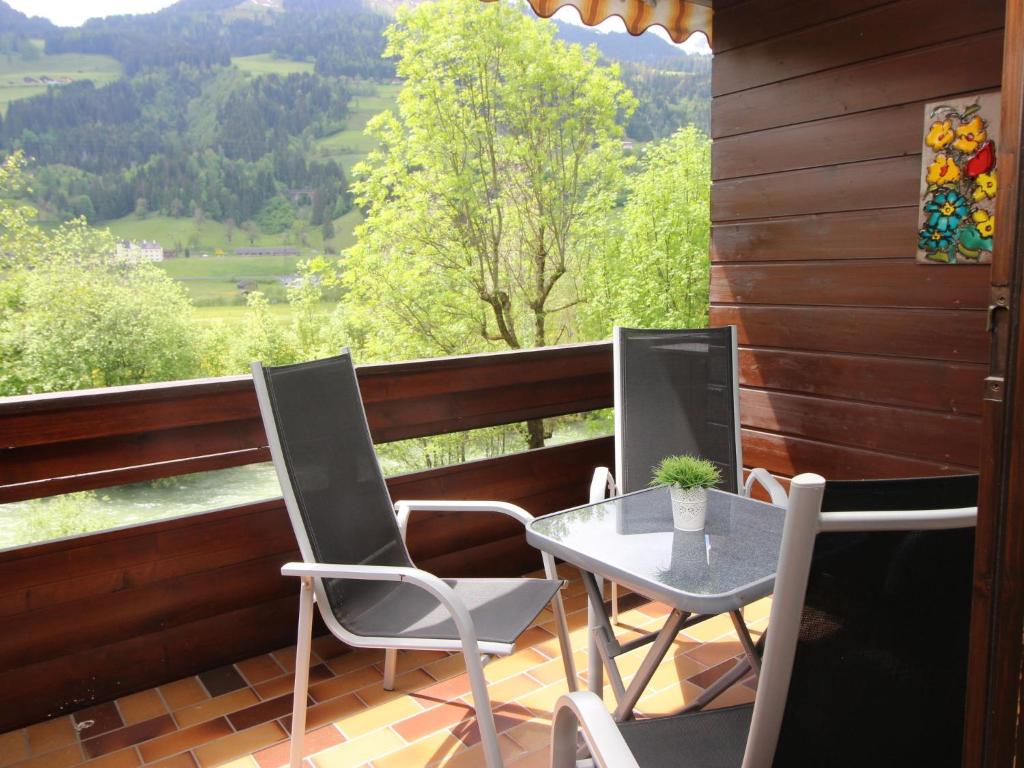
[612,609,688,722]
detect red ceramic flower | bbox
[966,140,995,178]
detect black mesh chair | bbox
[588,327,788,700]
[552,473,978,767]
[251,352,576,768]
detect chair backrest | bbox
[614,326,741,494]
[251,352,412,621]
[742,474,978,768]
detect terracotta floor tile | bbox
[515,681,572,719]
[336,697,422,739]
[251,724,343,768]
[0,730,28,767]
[236,656,285,687]
[281,694,365,733]
[410,673,472,706]
[256,665,333,701]
[681,613,736,642]
[436,734,522,768]
[198,666,248,698]
[634,680,704,717]
[308,666,381,703]
[647,653,706,691]
[356,670,434,707]
[325,650,380,678]
[146,753,198,768]
[369,729,463,768]
[159,679,209,711]
[16,743,84,768]
[392,700,477,744]
[503,721,549,754]
[228,695,304,732]
[464,674,541,708]
[117,689,167,726]
[79,748,140,767]
[73,703,124,740]
[175,690,259,728]
[421,654,466,683]
[81,715,176,759]
[310,635,348,661]
[137,717,233,763]
[482,649,548,683]
[456,704,534,748]
[25,716,76,755]
[310,727,404,768]
[685,639,743,668]
[505,747,549,768]
[686,658,743,690]
[512,627,556,658]
[270,647,301,674]
[193,722,286,768]
[703,683,756,709]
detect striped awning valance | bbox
[512,0,712,44]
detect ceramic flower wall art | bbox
[917,93,1000,264]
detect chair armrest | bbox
[281,561,484,651]
[551,692,640,768]
[744,468,789,507]
[590,467,617,504]
[393,499,533,542]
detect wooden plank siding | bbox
[0,346,614,730]
[710,0,1004,481]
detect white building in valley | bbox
[114,240,165,263]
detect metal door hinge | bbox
[984,376,1005,403]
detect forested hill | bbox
[0,0,709,239]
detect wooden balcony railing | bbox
[0,342,613,732]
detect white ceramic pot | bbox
[669,486,707,531]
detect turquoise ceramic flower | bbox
[924,190,970,233]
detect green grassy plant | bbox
[651,455,721,490]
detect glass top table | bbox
[527,485,786,719]
[526,485,786,615]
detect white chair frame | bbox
[253,364,577,768]
[553,473,978,768]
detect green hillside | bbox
[0,43,122,114]
[231,53,314,76]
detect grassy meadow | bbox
[0,43,122,115]
[231,53,314,76]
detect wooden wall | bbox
[709,0,1004,479]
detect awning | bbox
[504,0,712,45]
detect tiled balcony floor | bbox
[0,566,766,768]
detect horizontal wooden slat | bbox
[741,427,975,479]
[712,0,892,53]
[712,102,925,181]
[712,0,1004,96]
[737,348,986,416]
[0,342,613,500]
[711,262,990,310]
[711,208,920,263]
[711,155,920,221]
[712,30,1004,138]
[711,305,989,363]
[740,389,981,466]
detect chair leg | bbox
[463,646,503,768]
[289,577,315,768]
[611,581,620,625]
[383,648,398,691]
[543,552,578,692]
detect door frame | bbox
[963,1,1024,763]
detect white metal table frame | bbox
[527,486,783,722]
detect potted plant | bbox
[651,455,721,531]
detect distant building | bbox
[621,139,635,151]
[234,247,298,256]
[114,240,164,263]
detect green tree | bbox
[342,0,635,447]
[0,153,202,395]
[580,127,711,336]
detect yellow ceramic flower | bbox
[954,116,987,153]
[925,119,954,150]
[973,209,995,238]
[974,171,997,201]
[926,154,960,185]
